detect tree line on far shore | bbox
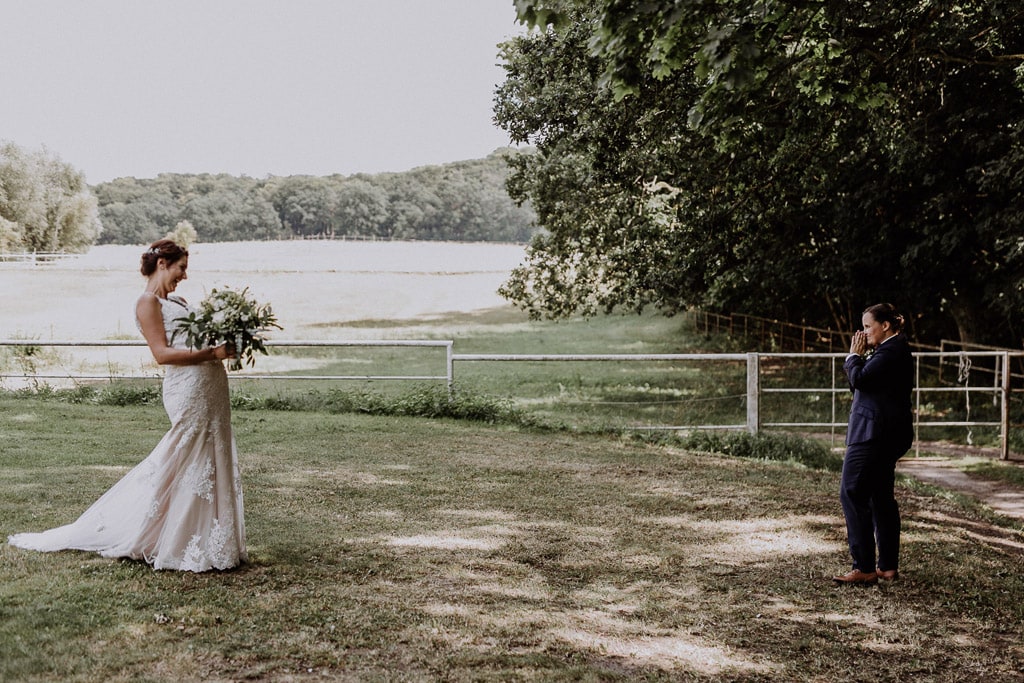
[94,150,537,245]
[1,144,538,252]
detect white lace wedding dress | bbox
[8,295,246,571]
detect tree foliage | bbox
[165,220,198,249]
[0,142,102,253]
[499,1,1024,346]
[93,151,537,247]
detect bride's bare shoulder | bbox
[136,292,161,313]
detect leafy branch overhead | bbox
[500,1,1024,346]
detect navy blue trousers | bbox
[840,441,904,573]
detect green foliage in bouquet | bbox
[173,287,282,370]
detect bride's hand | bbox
[212,343,235,360]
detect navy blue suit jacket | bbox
[844,334,914,452]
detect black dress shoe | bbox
[832,569,878,585]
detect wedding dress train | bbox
[7,295,246,571]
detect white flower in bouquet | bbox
[173,286,282,370]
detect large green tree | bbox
[332,178,389,237]
[267,177,336,237]
[499,1,1024,346]
[0,142,102,253]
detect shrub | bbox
[96,383,162,406]
[227,384,539,427]
[679,430,841,471]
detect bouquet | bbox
[173,286,282,370]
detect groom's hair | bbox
[140,239,189,276]
[864,302,905,333]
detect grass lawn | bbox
[2,398,1023,681]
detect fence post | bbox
[993,353,1001,408]
[746,353,760,434]
[1001,351,1010,460]
[446,342,454,400]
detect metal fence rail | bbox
[0,251,79,265]
[0,339,454,388]
[2,340,1021,459]
[753,351,1019,459]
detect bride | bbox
[7,239,247,571]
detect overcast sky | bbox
[1,1,526,184]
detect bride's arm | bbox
[136,294,232,365]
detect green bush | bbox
[227,384,538,427]
[1,382,535,427]
[96,384,162,406]
[53,385,99,404]
[679,430,841,471]
[0,382,161,407]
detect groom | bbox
[833,304,914,586]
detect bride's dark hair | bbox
[140,239,188,276]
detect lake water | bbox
[0,241,528,340]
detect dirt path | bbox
[898,452,1024,522]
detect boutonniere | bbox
[863,348,875,361]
